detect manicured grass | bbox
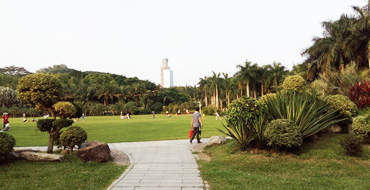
[198,133,370,190]
[5,114,225,147]
[0,154,126,190]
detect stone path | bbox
[107,139,210,190]
[15,139,210,190]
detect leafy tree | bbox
[17,73,62,119]
[0,87,17,107]
[37,119,74,153]
[0,66,31,76]
[235,60,258,97]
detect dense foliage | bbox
[348,80,370,108]
[0,133,16,160]
[53,101,77,119]
[59,126,87,154]
[264,91,346,138]
[226,96,260,126]
[340,134,363,156]
[325,94,357,117]
[264,119,302,149]
[282,75,305,91]
[352,115,370,138]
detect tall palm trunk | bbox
[261,84,264,96]
[238,82,243,96]
[215,85,219,109]
[246,82,250,97]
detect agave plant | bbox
[264,91,346,138]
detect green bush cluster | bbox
[340,134,363,156]
[352,115,370,137]
[226,95,260,126]
[258,93,276,104]
[60,126,87,153]
[325,94,357,117]
[282,75,305,91]
[264,119,302,149]
[0,133,16,160]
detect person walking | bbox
[152,111,155,119]
[215,111,221,120]
[190,107,203,143]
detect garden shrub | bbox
[264,91,345,138]
[59,126,87,154]
[352,115,370,138]
[325,94,357,117]
[53,101,77,119]
[202,105,217,115]
[221,96,264,150]
[282,75,305,91]
[348,80,370,109]
[264,119,302,149]
[0,133,16,160]
[340,134,363,156]
[258,93,276,104]
[226,95,260,126]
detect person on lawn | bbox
[190,107,203,143]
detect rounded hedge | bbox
[352,115,370,137]
[282,75,305,91]
[59,126,87,153]
[264,119,302,149]
[340,134,363,156]
[0,133,16,160]
[258,93,276,104]
[226,95,260,126]
[325,94,357,117]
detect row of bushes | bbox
[222,75,358,153]
[0,121,88,161]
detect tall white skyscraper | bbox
[160,58,173,88]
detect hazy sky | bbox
[0,0,366,86]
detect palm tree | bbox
[235,60,258,97]
[270,62,287,90]
[198,76,210,106]
[258,65,272,96]
[222,73,236,108]
[208,72,221,109]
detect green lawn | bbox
[5,114,225,147]
[0,154,126,190]
[198,133,370,190]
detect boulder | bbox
[326,125,342,133]
[206,136,227,147]
[19,152,64,162]
[77,141,111,162]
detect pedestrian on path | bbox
[190,107,203,143]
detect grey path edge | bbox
[107,139,210,190]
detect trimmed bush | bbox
[264,119,302,149]
[325,94,357,117]
[59,126,87,154]
[352,115,370,137]
[0,133,16,160]
[340,134,363,156]
[282,75,305,91]
[226,95,260,126]
[258,93,276,104]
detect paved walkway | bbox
[15,139,210,190]
[107,139,210,190]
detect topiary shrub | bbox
[352,115,370,138]
[325,94,357,117]
[226,95,260,126]
[264,119,302,149]
[258,93,276,105]
[59,126,87,154]
[53,101,77,119]
[340,134,363,156]
[0,133,16,160]
[282,75,305,91]
[37,119,74,153]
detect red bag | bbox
[188,130,193,139]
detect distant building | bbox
[160,58,173,88]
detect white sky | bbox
[0,0,366,86]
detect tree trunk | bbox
[47,133,55,153]
[246,82,250,97]
[261,84,264,96]
[215,85,219,109]
[48,108,56,119]
[239,82,243,96]
[227,92,230,108]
